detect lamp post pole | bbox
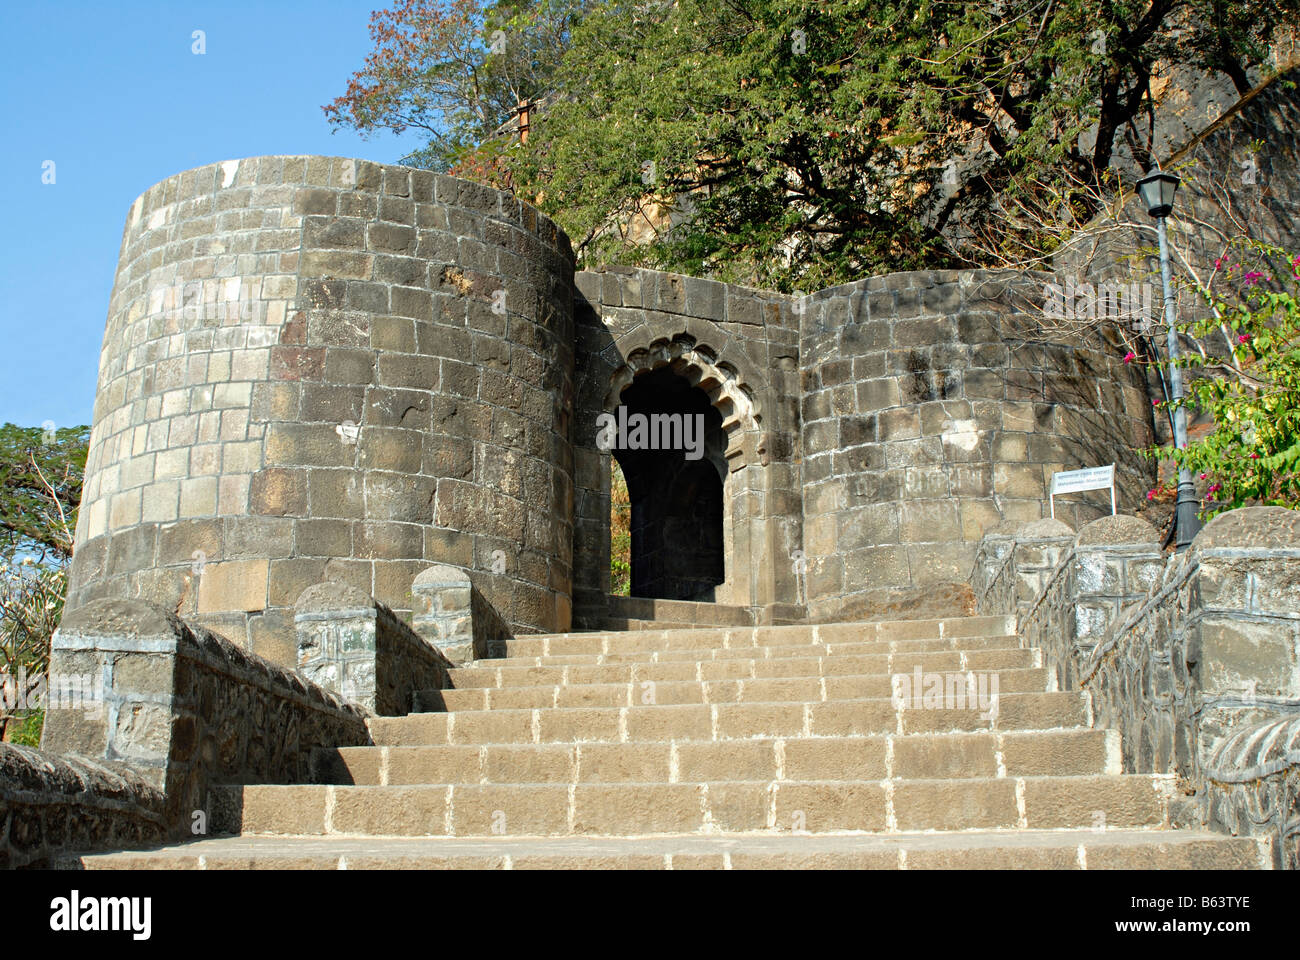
[1139,165,1202,550]
[1155,215,1201,550]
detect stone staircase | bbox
[75,615,1266,869]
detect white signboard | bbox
[1050,464,1116,518]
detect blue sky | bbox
[0,1,415,429]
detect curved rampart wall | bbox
[798,269,1156,621]
[66,157,574,663]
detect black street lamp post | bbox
[1136,166,1201,550]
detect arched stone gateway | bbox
[609,365,729,601]
[604,336,762,465]
[601,339,770,603]
[572,268,805,627]
[63,159,1164,657]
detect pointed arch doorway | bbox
[611,366,727,600]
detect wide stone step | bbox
[459,634,1027,674]
[209,774,1174,837]
[72,828,1266,870]
[430,666,1047,711]
[602,595,756,628]
[370,691,1090,745]
[503,616,1016,658]
[317,728,1117,785]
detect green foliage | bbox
[325,0,594,173]
[0,423,87,562]
[7,710,43,748]
[1153,245,1300,517]
[610,459,631,595]
[331,1,1294,285]
[0,423,86,742]
[510,0,1295,289]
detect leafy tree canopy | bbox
[329,1,1294,287]
[325,0,595,171]
[0,423,88,563]
[511,0,1295,289]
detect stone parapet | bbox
[1201,716,1300,870]
[1018,515,1164,690]
[971,518,1076,622]
[0,743,167,868]
[295,580,456,713]
[1082,509,1300,772]
[976,506,1300,867]
[41,598,370,831]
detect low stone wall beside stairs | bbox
[971,519,1075,623]
[8,575,520,865]
[0,743,168,869]
[37,598,370,848]
[1017,515,1165,691]
[972,506,1300,869]
[295,580,457,714]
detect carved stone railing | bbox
[294,581,456,715]
[973,506,1300,867]
[25,597,371,858]
[1079,508,1300,867]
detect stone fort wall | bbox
[67,154,1163,662]
[571,266,803,628]
[798,270,1155,622]
[65,157,574,664]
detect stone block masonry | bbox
[571,266,802,629]
[62,155,1164,668]
[41,598,370,832]
[800,271,1154,623]
[0,744,167,869]
[295,579,458,714]
[974,507,1300,869]
[65,157,576,663]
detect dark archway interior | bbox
[613,367,728,601]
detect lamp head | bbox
[1136,168,1180,219]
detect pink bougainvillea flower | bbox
[1123,351,1137,363]
[1152,399,1161,406]
[1146,489,1157,501]
[1208,483,1223,494]
[1250,453,1260,459]
[1215,256,1226,269]
[1238,333,1251,343]
[1199,473,1207,479]
[1291,254,1300,277]
[1242,272,1267,286]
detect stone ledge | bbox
[0,743,167,869]
[42,597,371,840]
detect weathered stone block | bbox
[43,598,368,841]
[197,558,269,614]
